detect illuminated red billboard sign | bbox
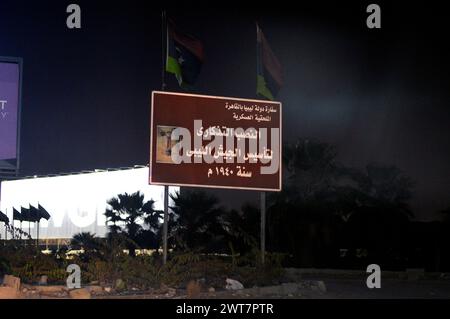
[149,91,282,191]
[0,58,22,171]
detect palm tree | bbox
[71,232,100,251]
[105,191,161,256]
[267,139,348,266]
[223,204,259,253]
[342,164,414,268]
[349,163,414,216]
[282,138,341,201]
[440,207,450,223]
[169,190,227,252]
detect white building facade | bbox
[0,167,178,239]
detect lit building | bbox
[0,166,178,241]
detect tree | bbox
[439,207,450,271]
[71,232,100,251]
[70,232,103,261]
[169,190,228,252]
[267,139,348,266]
[223,204,260,254]
[267,139,415,268]
[349,163,414,216]
[105,191,161,256]
[282,138,341,201]
[342,164,414,268]
[440,207,450,223]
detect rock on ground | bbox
[3,275,21,291]
[69,288,91,299]
[38,275,48,285]
[0,287,19,299]
[225,278,244,290]
[0,275,21,299]
[115,279,125,291]
[86,285,104,294]
[35,285,67,293]
[187,280,201,299]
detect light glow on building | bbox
[0,167,178,239]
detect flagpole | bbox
[12,209,15,240]
[260,191,266,264]
[37,203,41,248]
[161,10,167,91]
[37,221,40,249]
[161,9,169,265]
[5,208,8,241]
[255,22,267,265]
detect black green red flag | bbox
[166,19,204,88]
[256,24,283,100]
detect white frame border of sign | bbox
[149,91,282,192]
[0,56,23,175]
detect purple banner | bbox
[0,62,20,162]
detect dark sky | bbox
[1,1,449,220]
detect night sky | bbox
[1,1,449,220]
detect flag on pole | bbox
[13,207,21,221]
[166,19,204,88]
[29,205,41,222]
[256,24,283,100]
[38,204,51,220]
[20,206,31,222]
[0,211,9,224]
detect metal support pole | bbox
[36,221,40,248]
[12,215,15,239]
[4,208,7,241]
[163,185,169,264]
[161,9,169,265]
[161,10,167,91]
[260,191,266,264]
